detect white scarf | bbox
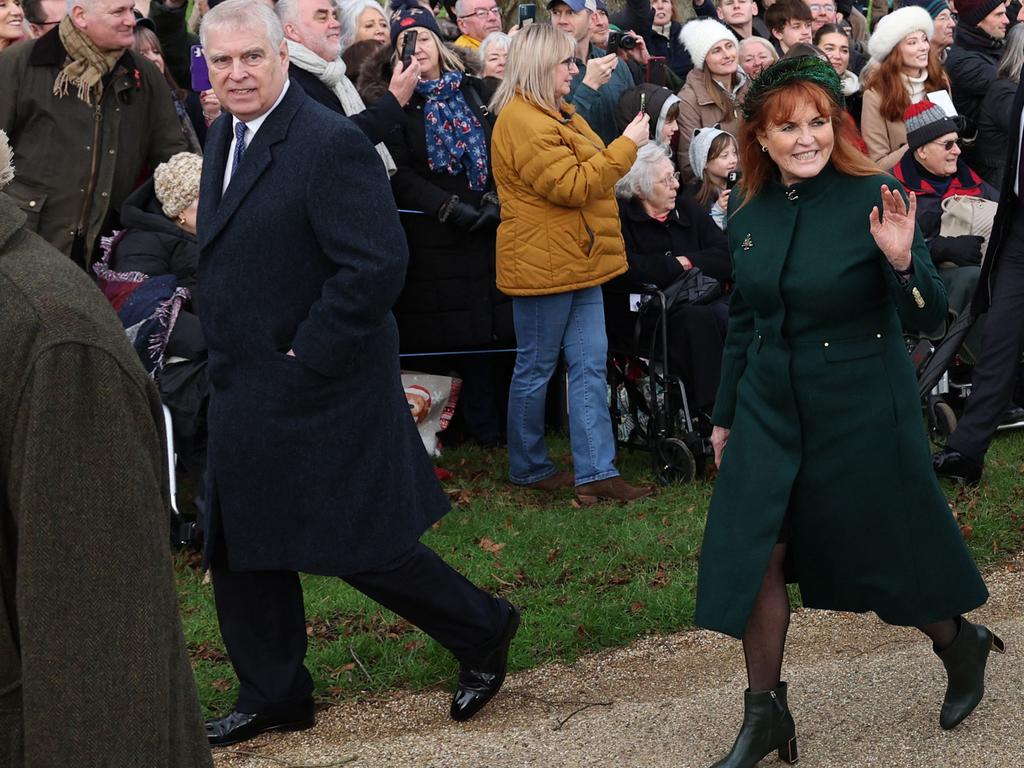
[903,70,928,105]
[286,39,397,176]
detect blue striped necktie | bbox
[231,121,248,180]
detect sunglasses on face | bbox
[932,138,962,151]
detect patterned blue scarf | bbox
[415,71,489,192]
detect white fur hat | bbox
[679,19,738,71]
[0,130,12,191]
[867,6,934,63]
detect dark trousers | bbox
[211,540,507,714]
[949,213,1024,459]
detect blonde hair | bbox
[489,24,575,114]
[392,28,465,74]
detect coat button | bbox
[108,149,115,155]
[85,145,90,150]
[876,333,882,338]
[823,341,829,347]
[28,200,36,207]
[101,192,108,198]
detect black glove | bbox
[470,201,500,233]
[440,197,481,229]
[930,235,983,267]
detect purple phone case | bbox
[190,45,212,93]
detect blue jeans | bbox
[507,286,619,486]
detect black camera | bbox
[607,30,639,54]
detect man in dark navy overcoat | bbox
[196,0,519,747]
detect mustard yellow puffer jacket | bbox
[491,94,638,296]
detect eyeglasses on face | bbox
[658,171,681,186]
[808,3,835,11]
[459,6,500,19]
[558,56,579,68]
[931,138,962,151]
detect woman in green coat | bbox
[696,58,1000,768]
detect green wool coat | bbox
[0,194,211,767]
[695,166,989,640]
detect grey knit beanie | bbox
[154,152,203,220]
[688,125,732,181]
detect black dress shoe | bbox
[933,446,983,486]
[206,700,315,747]
[450,603,521,722]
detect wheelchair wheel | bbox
[655,437,696,485]
[932,401,957,439]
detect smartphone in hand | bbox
[402,30,418,69]
[726,170,742,190]
[190,45,211,92]
[518,3,536,25]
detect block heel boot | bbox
[937,617,1005,730]
[710,682,799,767]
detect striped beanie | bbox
[904,100,958,151]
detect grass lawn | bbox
[176,428,1024,717]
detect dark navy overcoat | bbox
[197,82,448,574]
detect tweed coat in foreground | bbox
[695,166,989,639]
[197,84,449,575]
[0,194,211,767]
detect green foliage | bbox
[177,431,1024,716]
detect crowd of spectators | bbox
[1,0,1024,501]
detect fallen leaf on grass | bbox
[570,498,582,509]
[961,524,973,539]
[628,601,645,615]
[547,547,561,563]
[650,562,671,589]
[211,678,232,692]
[478,536,505,556]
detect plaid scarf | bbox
[54,17,123,105]
[415,71,489,192]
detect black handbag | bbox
[642,267,722,312]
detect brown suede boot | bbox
[575,476,654,505]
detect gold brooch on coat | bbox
[741,234,754,250]
[912,287,925,309]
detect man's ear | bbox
[69,3,88,30]
[770,27,782,41]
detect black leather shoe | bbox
[450,603,521,722]
[206,700,315,747]
[932,446,983,486]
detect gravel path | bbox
[213,555,1024,768]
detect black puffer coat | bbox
[946,24,1004,122]
[110,178,204,360]
[358,46,513,352]
[975,76,1017,188]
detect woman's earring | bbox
[761,145,768,153]
[178,216,187,226]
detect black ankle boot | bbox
[710,682,799,767]
[936,617,1005,730]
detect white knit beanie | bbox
[688,125,732,181]
[867,6,934,63]
[679,18,738,71]
[154,152,203,220]
[0,130,13,191]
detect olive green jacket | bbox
[695,167,988,639]
[0,29,187,266]
[0,193,211,767]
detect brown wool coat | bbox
[490,94,636,296]
[860,87,909,171]
[0,193,211,768]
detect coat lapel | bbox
[199,83,306,248]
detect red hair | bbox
[738,79,879,203]
[863,45,949,122]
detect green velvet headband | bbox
[741,56,846,122]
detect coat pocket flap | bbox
[823,337,883,362]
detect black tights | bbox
[742,543,960,693]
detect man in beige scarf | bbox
[0,0,186,268]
